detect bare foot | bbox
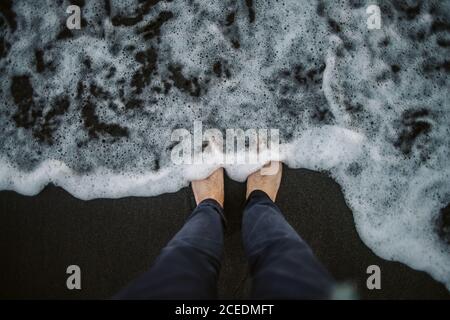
[246,162,282,202]
[191,168,224,208]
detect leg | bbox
[243,163,334,299]
[114,169,225,300]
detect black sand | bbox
[0,167,448,299]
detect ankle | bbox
[246,188,276,202]
[246,162,282,203]
[198,194,224,208]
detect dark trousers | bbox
[114,190,334,299]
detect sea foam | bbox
[0,0,449,288]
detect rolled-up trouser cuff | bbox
[245,189,273,207]
[194,198,227,227]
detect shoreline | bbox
[0,167,448,299]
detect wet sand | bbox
[0,166,448,299]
